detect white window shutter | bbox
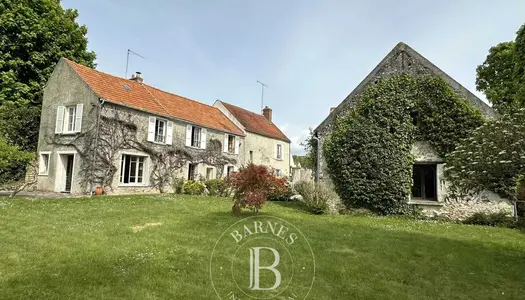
[74,104,83,132]
[201,128,207,149]
[147,117,156,142]
[234,136,239,154]
[38,155,44,174]
[223,134,228,152]
[274,144,278,159]
[166,121,173,145]
[185,125,192,146]
[55,106,65,134]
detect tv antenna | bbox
[125,49,145,78]
[257,80,268,112]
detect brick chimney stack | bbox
[130,72,143,83]
[262,106,272,123]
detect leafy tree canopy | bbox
[446,108,525,200]
[476,23,525,112]
[0,0,96,151]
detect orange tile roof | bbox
[64,58,244,136]
[220,101,290,143]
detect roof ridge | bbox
[220,101,264,118]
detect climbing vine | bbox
[323,75,485,214]
[47,105,236,193]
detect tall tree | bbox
[475,42,516,111]
[0,0,96,151]
[476,23,525,113]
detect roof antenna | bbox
[125,49,145,78]
[257,80,268,113]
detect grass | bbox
[0,195,524,299]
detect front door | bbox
[64,154,74,193]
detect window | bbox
[120,155,146,184]
[154,119,166,143]
[55,104,83,134]
[276,144,283,160]
[191,127,202,148]
[188,163,198,180]
[206,167,213,180]
[249,151,253,163]
[227,166,234,178]
[412,164,437,201]
[38,152,50,175]
[275,169,282,177]
[148,117,172,145]
[227,135,235,153]
[65,106,76,133]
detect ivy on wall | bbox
[323,75,485,214]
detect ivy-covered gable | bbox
[315,42,495,137]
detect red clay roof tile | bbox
[64,58,244,136]
[220,101,290,143]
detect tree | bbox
[475,42,517,111]
[0,0,96,151]
[445,108,525,201]
[0,136,34,186]
[476,23,525,112]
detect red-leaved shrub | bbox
[228,164,288,214]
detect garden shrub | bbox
[324,75,484,215]
[205,179,230,197]
[183,180,205,195]
[294,180,336,214]
[228,164,287,214]
[446,109,525,200]
[462,212,518,228]
[172,177,185,194]
[268,180,294,201]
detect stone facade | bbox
[35,59,283,195]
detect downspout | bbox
[89,98,105,196]
[312,133,320,183]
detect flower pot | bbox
[94,186,103,195]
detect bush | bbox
[228,164,287,214]
[205,179,230,197]
[463,212,516,228]
[294,180,335,214]
[183,180,205,195]
[172,177,185,194]
[0,137,35,185]
[268,180,293,201]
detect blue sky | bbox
[62,0,525,154]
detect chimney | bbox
[129,71,143,83]
[262,106,272,123]
[330,107,336,114]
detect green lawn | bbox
[1,195,525,299]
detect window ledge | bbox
[57,132,78,136]
[38,173,49,176]
[118,183,149,187]
[408,199,444,206]
[187,145,204,150]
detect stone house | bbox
[314,42,512,218]
[36,58,290,195]
[214,101,291,176]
